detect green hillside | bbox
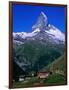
[41,55,65,74]
[40,55,66,85]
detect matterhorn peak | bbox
[32,11,48,30]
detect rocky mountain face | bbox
[13,12,65,76]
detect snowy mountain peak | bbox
[32,11,48,30]
[13,12,65,44]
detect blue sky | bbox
[12,4,66,33]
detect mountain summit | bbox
[32,12,48,31]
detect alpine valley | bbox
[13,12,65,82]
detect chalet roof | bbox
[38,71,49,73]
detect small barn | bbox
[37,71,49,79]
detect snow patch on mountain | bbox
[45,25,65,41]
[13,28,40,39]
